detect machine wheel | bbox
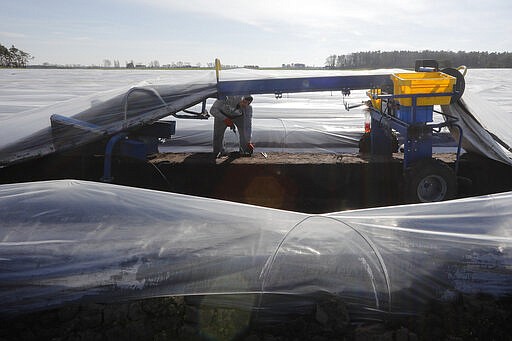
[390,131,399,153]
[404,159,457,203]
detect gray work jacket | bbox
[209,96,243,120]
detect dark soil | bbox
[2,293,512,341]
[2,151,511,213]
[1,151,512,340]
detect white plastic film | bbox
[1,180,511,319]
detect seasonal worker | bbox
[210,95,254,157]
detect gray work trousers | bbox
[213,115,249,155]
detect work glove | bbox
[224,118,234,128]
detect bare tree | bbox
[325,54,337,68]
[0,44,32,67]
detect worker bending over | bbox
[210,95,253,158]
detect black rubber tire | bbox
[390,131,399,153]
[404,159,457,203]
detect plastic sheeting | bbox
[0,68,479,164]
[2,67,511,164]
[442,90,512,166]
[0,69,387,165]
[1,180,511,318]
[0,73,217,167]
[162,116,367,154]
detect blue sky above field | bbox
[1,0,511,67]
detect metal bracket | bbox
[178,100,210,119]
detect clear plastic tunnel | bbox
[1,180,511,322]
[0,73,218,166]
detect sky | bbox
[1,0,511,67]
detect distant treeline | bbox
[325,50,512,69]
[0,43,32,68]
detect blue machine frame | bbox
[95,63,462,201]
[366,91,463,171]
[217,72,462,173]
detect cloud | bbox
[0,31,27,39]
[72,36,93,41]
[10,0,511,66]
[122,0,396,30]
[112,0,511,66]
[121,0,511,36]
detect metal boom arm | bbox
[217,74,393,97]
